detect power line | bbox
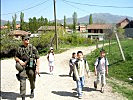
[62,0,90,14]
[62,0,133,8]
[1,0,50,15]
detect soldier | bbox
[15,35,40,100]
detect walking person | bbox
[73,51,90,99]
[15,35,40,100]
[47,47,55,74]
[69,52,76,77]
[94,49,109,93]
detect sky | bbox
[1,0,133,22]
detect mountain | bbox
[1,20,20,26]
[58,13,133,24]
[1,13,133,26]
[1,20,8,26]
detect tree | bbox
[44,18,48,25]
[72,12,77,32]
[29,18,34,33]
[89,14,93,25]
[7,20,11,31]
[12,14,17,30]
[20,12,24,30]
[64,15,66,30]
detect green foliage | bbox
[108,80,133,100]
[20,12,24,30]
[12,14,17,30]
[64,15,66,29]
[72,12,77,32]
[89,14,93,25]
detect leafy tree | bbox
[44,18,48,25]
[89,14,93,25]
[72,12,77,32]
[20,12,24,30]
[7,20,11,31]
[12,14,17,30]
[64,15,66,30]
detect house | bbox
[124,20,133,38]
[116,18,130,28]
[1,25,8,29]
[16,24,20,29]
[78,25,86,33]
[9,30,31,40]
[38,26,62,33]
[87,24,112,33]
[85,24,112,41]
[0,24,20,30]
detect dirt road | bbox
[1,44,127,100]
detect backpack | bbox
[96,57,107,68]
[73,59,87,81]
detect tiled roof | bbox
[9,30,31,36]
[87,24,112,29]
[117,18,130,24]
[38,26,61,31]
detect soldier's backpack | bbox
[73,59,87,81]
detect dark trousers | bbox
[69,65,74,76]
[16,62,35,96]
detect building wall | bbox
[125,28,133,38]
[120,20,129,28]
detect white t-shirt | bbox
[94,57,109,72]
[48,53,54,62]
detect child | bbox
[69,52,76,77]
[47,47,55,74]
[73,51,90,99]
[94,49,109,93]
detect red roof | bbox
[87,24,112,29]
[117,18,130,24]
[9,30,31,36]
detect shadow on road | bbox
[39,72,50,75]
[0,91,20,100]
[72,87,101,92]
[52,91,77,98]
[0,91,32,100]
[59,74,70,77]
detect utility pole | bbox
[53,0,58,50]
[114,27,126,61]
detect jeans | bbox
[95,71,106,86]
[76,76,85,96]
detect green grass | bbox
[108,80,133,100]
[86,39,133,99]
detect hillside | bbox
[1,13,133,26]
[58,13,133,24]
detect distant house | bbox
[16,24,20,29]
[0,24,20,30]
[84,24,112,41]
[87,24,112,33]
[124,20,133,38]
[1,25,8,29]
[78,25,86,33]
[116,18,130,28]
[38,26,62,33]
[9,30,31,40]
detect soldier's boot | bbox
[22,97,25,100]
[30,89,34,98]
[94,81,97,90]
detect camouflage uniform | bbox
[15,43,39,97]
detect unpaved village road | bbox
[1,44,127,100]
